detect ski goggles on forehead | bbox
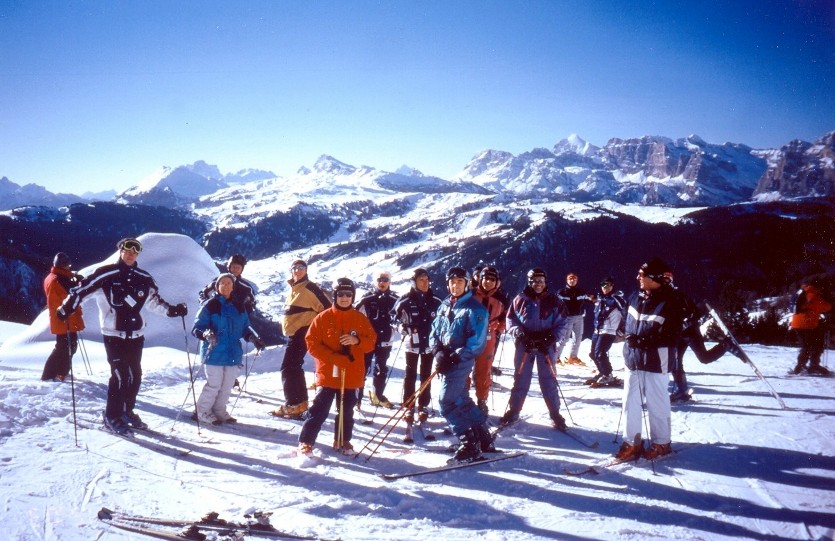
[120,239,142,253]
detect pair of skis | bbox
[97,507,333,540]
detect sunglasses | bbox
[121,240,142,253]
[336,291,353,298]
[377,277,390,283]
[291,265,307,272]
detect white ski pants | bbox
[197,364,241,420]
[622,368,671,446]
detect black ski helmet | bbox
[480,266,500,282]
[53,252,71,269]
[446,266,470,292]
[527,267,547,284]
[227,254,247,269]
[332,277,356,303]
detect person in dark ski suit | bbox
[669,278,739,402]
[789,279,833,376]
[192,273,265,425]
[429,267,491,463]
[555,273,596,365]
[501,268,570,430]
[394,268,442,425]
[58,238,187,435]
[41,252,86,382]
[588,277,625,387]
[274,259,332,419]
[356,271,399,408]
[616,257,685,461]
[298,278,376,455]
[198,254,257,314]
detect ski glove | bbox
[250,336,266,351]
[510,328,525,339]
[202,330,218,348]
[167,303,188,317]
[56,307,69,321]
[626,335,648,349]
[434,349,461,375]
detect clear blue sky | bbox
[2,0,833,194]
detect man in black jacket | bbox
[616,257,684,461]
[356,271,399,408]
[59,238,187,435]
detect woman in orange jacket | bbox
[298,278,376,455]
[789,280,832,375]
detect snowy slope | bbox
[1,316,834,538]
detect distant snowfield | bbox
[1,316,833,541]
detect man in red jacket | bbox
[790,279,833,376]
[298,278,376,456]
[41,252,85,382]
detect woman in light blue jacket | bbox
[192,273,264,425]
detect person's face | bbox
[376,274,391,291]
[448,278,467,297]
[637,271,661,292]
[120,249,139,266]
[415,275,430,292]
[567,275,578,286]
[335,290,353,308]
[530,277,546,294]
[291,264,307,282]
[601,283,613,294]
[228,263,244,277]
[480,275,497,292]
[217,276,234,299]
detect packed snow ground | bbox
[1,320,834,541]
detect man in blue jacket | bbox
[429,266,491,463]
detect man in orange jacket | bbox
[789,279,833,376]
[41,252,85,381]
[297,278,376,455]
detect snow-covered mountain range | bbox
[2,131,834,211]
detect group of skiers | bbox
[41,240,832,464]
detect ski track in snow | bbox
[1,317,834,541]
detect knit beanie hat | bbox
[640,257,672,283]
[53,252,71,269]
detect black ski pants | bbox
[41,332,78,381]
[103,335,144,421]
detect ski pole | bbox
[366,336,405,424]
[78,332,93,376]
[173,315,202,434]
[65,321,79,446]
[355,369,438,461]
[230,346,261,415]
[336,368,346,450]
[635,370,657,475]
[546,353,575,426]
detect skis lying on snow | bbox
[562,449,677,476]
[704,301,789,410]
[380,451,525,480]
[97,507,334,540]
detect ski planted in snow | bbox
[380,451,525,480]
[704,301,788,410]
